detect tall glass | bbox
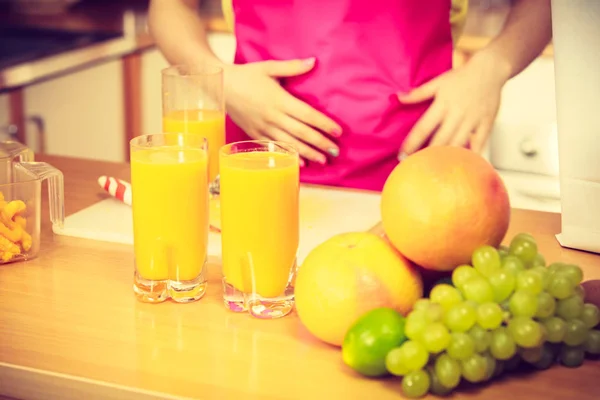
[131,133,209,303]
[161,64,224,188]
[219,140,300,319]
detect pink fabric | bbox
[227,0,453,191]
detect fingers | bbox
[397,76,442,104]
[261,58,316,78]
[449,119,476,148]
[470,118,494,153]
[277,114,339,159]
[281,92,342,137]
[266,125,327,165]
[401,102,445,154]
[428,111,463,147]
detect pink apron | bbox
[226,0,453,191]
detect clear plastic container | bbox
[0,141,64,264]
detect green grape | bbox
[581,303,600,329]
[548,262,567,274]
[514,232,536,242]
[472,245,501,277]
[447,332,475,361]
[531,266,550,288]
[461,277,495,304]
[425,303,445,323]
[559,345,585,368]
[508,234,538,266]
[477,303,503,330]
[385,347,410,376]
[535,292,556,319]
[504,354,521,371]
[531,253,546,267]
[542,316,567,343]
[556,295,584,320]
[422,323,451,353]
[413,299,431,312]
[430,284,463,312]
[488,269,516,303]
[564,319,589,346]
[516,270,544,295]
[452,265,479,289]
[498,245,509,259]
[558,264,584,286]
[461,353,487,383]
[502,255,526,276]
[469,324,493,353]
[482,352,496,381]
[427,366,453,396]
[434,277,455,287]
[508,317,544,348]
[490,327,517,360]
[519,346,544,364]
[574,285,586,300]
[584,330,600,354]
[444,302,477,333]
[400,340,430,371]
[405,310,428,340]
[532,344,557,370]
[401,370,431,399]
[434,353,461,389]
[509,290,538,318]
[548,274,576,300]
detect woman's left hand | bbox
[397,51,510,157]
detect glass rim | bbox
[129,133,208,150]
[161,64,223,77]
[219,140,299,157]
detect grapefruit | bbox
[381,146,510,272]
[294,232,423,347]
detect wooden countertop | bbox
[1,155,598,400]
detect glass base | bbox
[133,272,169,303]
[134,269,207,304]
[222,278,294,319]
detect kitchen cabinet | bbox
[0,94,9,140]
[23,59,125,161]
[141,32,237,137]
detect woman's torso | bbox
[223,0,465,191]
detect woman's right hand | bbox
[223,58,342,166]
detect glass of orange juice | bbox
[130,133,210,303]
[219,140,300,319]
[161,64,224,187]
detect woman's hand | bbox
[223,58,342,166]
[397,51,510,157]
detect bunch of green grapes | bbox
[384,233,600,399]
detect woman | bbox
[149,0,552,191]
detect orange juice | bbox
[131,147,209,282]
[162,109,225,182]
[219,151,299,298]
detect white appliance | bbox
[551,0,600,254]
[488,55,562,215]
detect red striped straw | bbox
[98,176,132,206]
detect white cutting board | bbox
[53,186,381,265]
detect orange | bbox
[294,232,423,347]
[381,146,510,272]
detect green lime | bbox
[342,307,407,377]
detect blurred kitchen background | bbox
[0,0,560,213]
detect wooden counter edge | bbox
[0,362,181,400]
